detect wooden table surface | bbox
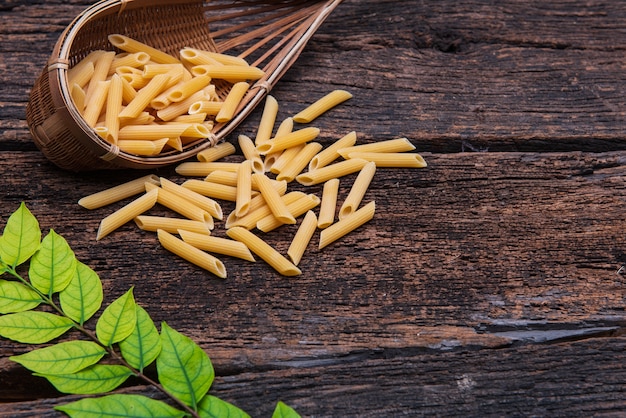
[2,0,626,416]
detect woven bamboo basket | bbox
[26,0,342,171]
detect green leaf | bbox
[119,305,161,372]
[197,395,250,418]
[272,401,301,418]
[0,279,42,313]
[96,288,136,346]
[59,261,103,325]
[55,394,185,418]
[0,202,41,267]
[157,322,214,410]
[29,229,77,295]
[10,340,106,375]
[36,364,132,395]
[0,311,74,343]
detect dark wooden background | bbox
[1,0,626,416]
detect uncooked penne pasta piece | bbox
[176,161,241,177]
[156,90,204,121]
[120,77,137,104]
[255,95,278,146]
[145,183,212,224]
[256,127,320,155]
[180,47,250,67]
[109,34,180,64]
[70,83,86,113]
[119,73,171,119]
[318,201,376,249]
[82,80,110,127]
[96,188,158,240]
[104,74,123,144]
[269,144,303,175]
[78,174,160,209]
[188,100,223,115]
[227,191,305,230]
[118,123,187,140]
[180,123,212,139]
[159,177,223,220]
[196,141,236,162]
[68,61,94,90]
[134,216,211,235]
[287,210,318,265]
[166,74,212,103]
[292,89,352,123]
[345,152,428,168]
[296,158,368,186]
[85,51,115,104]
[238,135,264,173]
[178,230,255,262]
[235,160,253,218]
[190,65,264,83]
[337,137,416,158]
[276,142,323,183]
[226,227,301,276]
[256,193,320,233]
[252,172,295,224]
[118,138,169,156]
[171,113,208,124]
[109,52,151,74]
[215,81,250,123]
[339,161,376,220]
[309,131,357,171]
[264,117,293,172]
[157,229,226,278]
[182,180,239,202]
[317,178,340,229]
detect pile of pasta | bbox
[78,89,427,277]
[67,34,264,156]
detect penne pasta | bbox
[190,65,264,83]
[256,193,320,233]
[345,152,428,168]
[226,227,301,276]
[296,158,369,186]
[104,74,123,144]
[215,81,250,123]
[269,144,304,175]
[182,179,239,202]
[78,174,160,209]
[159,177,223,220]
[317,178,340,229]
[256,127,320,155]
[108,34,180,64]
[156,90,204,121]
[292,89,352,123]
[134,215,211,235]
[227,191,304,230]
[96,189,158,240]
[276,142,323,183]
[68,61,94,90]
[264,116,293,172]
[178,229,255,262]
[84,51,115,104]
[82,80,111,127]
[120,76,137,104]
[171,113,208,124]
[176,161,241,177]
[118,138,169,156]
[309,131,357,171]
[255,95,278,146]
[287,210,318,265]
[145,182,212,224]
[188,100,223,115]
[157,229,226,278]
[318,201,376,249]
[118,73,171,119]
[238,134,264,173]
[108,52,150,75]
[252,172,295,224]
[180,47,250,67]
[166,74,212,103]
[196,141,236,162]
[235,160,253,217]
[338,161,376,220]
[337,137,416,158]
[118,123,187,140]
[70,83,86,113]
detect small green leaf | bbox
[0,311,74,343]
[119,305,161,372]
[36,364,132,395]
[0,279,42,313]
[55,394,185,418]
[0,202,41,267]
[59,261,103,325]
[197,395,250,418]
[272,401,301,418]
[29,229,77,295]
[10,341,106,375]
[96,288,136,346]
[158,322,214,410]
